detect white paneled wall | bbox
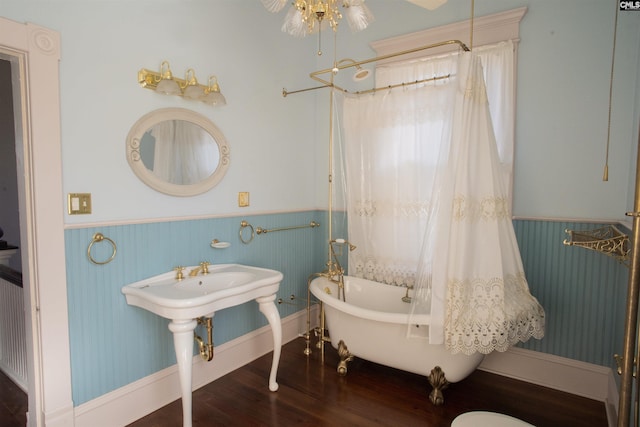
[0,277,27,391]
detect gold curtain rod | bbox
[282,39,469,97]
[282,74,451,98]
[350,74,451,96]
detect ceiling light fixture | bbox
[138,61,226,107]
[261,0,374,55]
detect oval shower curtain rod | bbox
[282,39,469,98]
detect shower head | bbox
[331,59,371,82]
[352,66,370,82]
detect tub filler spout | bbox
[303,239,358,357]
[327,239,356,301]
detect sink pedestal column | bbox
[256,294,282,391]
[168,319,198,427]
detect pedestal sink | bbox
[122,263,283,427]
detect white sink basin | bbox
[122,263,283,320]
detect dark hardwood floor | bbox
[0,370,27,427]
[129,338,608,427]
[1,338,608,426]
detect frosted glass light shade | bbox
[156,78,180,95]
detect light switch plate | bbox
[68,193,92,215]
[238,192,250,207]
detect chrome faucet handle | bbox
[200,261,210,274]
[174,266,185,281]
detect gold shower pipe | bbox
[618,124,640,427]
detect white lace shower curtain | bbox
[338,42,544,355]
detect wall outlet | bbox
[238,192,250,207]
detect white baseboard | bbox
[73,308,314,427]
[479,346,618,426]
[605,370,620,427]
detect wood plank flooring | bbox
[128,338,608,427]
[0,337,609,426]
[0,370,27,427]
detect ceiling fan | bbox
[260,0,449,38]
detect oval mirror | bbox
[126,108,230,196]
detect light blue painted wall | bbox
[1,1,637,224]
[1,0,638,409]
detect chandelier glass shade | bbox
[261,0,374,38]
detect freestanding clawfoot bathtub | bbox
[309,275,484,405]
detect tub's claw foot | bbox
[337,340,354,376]
[427,366,449,406]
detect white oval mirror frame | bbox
[126,108,230,196]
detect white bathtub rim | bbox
[310,276,431,325]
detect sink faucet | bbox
[189,261,211,277]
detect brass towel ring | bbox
[87,232,117,265]
[239,220,255,244]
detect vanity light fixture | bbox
[138,61,226,106]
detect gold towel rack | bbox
[87,232,117,265]
[563,225,630,265]
[239,220,320,244]
[257,221,320,235]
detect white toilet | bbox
[452,411,535,427]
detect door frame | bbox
[0,17,73,427]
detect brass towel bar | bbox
[563,225,630,265]
[257,221,320,235]
[239,220,320,244]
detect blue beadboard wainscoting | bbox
[64,214,629,406]
[65,211,331,405]
[514,220,629,372]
